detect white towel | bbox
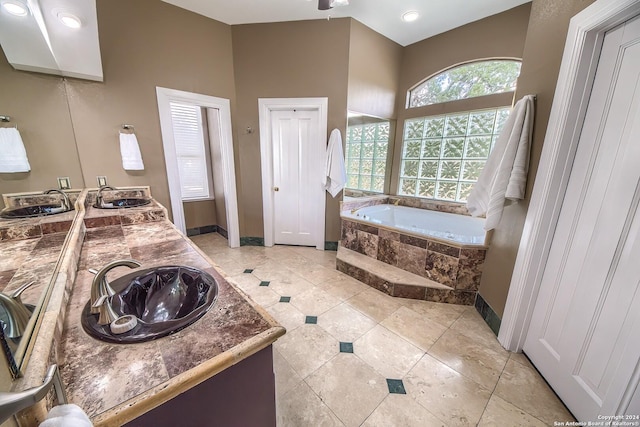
[0,128,31,173]
[467,95,535,231]
[39,404,93,427]
[323,128,347,197]
[119,132,145,171]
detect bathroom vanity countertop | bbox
[0,209,75,242]
[0,231,68,308]
[59,219,284,426]
[83,188,167,229]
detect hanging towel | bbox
[323,128,347,197]
[119,132,145,171]
[467,94,535,231]
[39,404,93,427]
[0,128,31,173]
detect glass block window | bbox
[399,107,510,202]
[345,121,390,193]
[408,60,521,108]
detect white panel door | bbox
[524,16,640,421]
[270,109,320,246]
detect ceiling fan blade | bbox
[318,0,332,10]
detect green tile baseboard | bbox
[324,241,338,251]
[186,224,218,236]
[240,237,265,246]
[475,293,501,336]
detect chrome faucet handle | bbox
[0,282,35,339]
[0,364,66,424]
[95,185,117,207]
[92,295,120,326]
[43,189,71,211]
[89,259,141,314]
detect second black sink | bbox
[94,198,151,209]
[0,204,70,219]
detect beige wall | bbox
[390,4,532,193]
[231,19,351,241]
[347,20,403,119]
[0,52,84,210]
[64,0,236,220]
[478,0,597,317]
[184,200,217,229]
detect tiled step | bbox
[336,247,476,305]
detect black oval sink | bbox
[94,198,151,209]
[81,266,218,343]
[0,204,70,219]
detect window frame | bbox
[345,119,392,194]
[398,57,523,204]
[406,57,522,109]
[168,101,215,202]
[398,106,512,203]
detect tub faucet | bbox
[89,259,141,314]
[0,282,35,339]
[350,208,360,214]
[43,189,71,211]
[95,185,117,207]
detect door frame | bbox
[499,0,640,352]
[258,97,328,250]
[156,86,241,248]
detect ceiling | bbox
[161,0,531,47]
[0,0,102,81]
[0,0,530,82]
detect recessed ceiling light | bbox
[57,11,81,28]
[402,11,420,23]
[2,0,28,16]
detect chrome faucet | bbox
[0,364,66,423]
[0,282,35,339]
[43,189,71,211]
[89,259,140,314]
[95,185,117,207]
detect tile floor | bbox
[192,233,574,427]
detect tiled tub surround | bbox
[339,205,487,305]
[341,194,473,217]
[60,215,284,425]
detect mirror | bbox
[344,111,396,199]
[0,49,84,370]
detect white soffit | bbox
[0,0,103,81]
[161,0,532,47]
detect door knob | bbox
[274,187,279,191]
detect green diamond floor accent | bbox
[386,379,406,394]
[339,342,353,353]
[305,316,317,324]
[259,281,270,287]
[279,296,291,303]
[243,269,254,273]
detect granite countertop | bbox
[59,203,284,426]
[0,206,75,309]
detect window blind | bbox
[169,102,212,200]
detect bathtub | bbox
[341,204,486,246]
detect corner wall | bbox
[477,0,597,318]
[231,19,352,241]
[65,0,236,223]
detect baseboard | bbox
[240,237,265,246]
[186,224,218,236]
[324,241,338,251]
[475,293,501,336]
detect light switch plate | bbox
[97,176,108,187]
[57,177,71,190]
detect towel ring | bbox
[0,116,17,129]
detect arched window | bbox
[399,59,522,203]
[408,59,522,108]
